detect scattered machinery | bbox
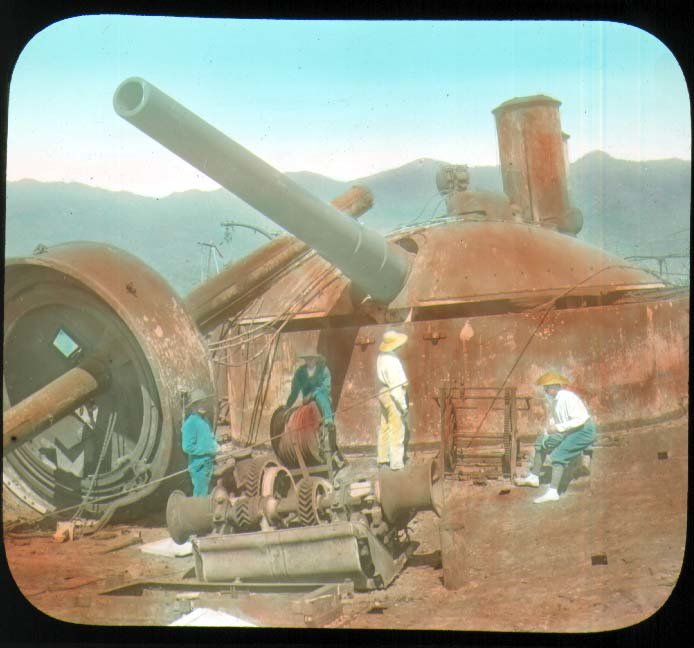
[3,77,688,525]
[166,406,443,589]
[2,180,373,518]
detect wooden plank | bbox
[98,531,142,554]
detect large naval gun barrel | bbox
[113,77,409,303]
[186,184,374,334]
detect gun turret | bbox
[113,77,409,303]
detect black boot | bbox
[326,423,347,469]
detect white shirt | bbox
[547,388,590,433]
[376,352,408,411]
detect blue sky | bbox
[7,17,691,196]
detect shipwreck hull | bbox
[224,290,688,449]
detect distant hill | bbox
[571,151,690,256]
[5,152,690,294]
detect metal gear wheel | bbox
[296,476,332,526]
[241,454,279,498]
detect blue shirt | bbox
[286,364,332,408]
[181,412,218,457]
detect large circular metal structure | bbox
[3,243,216,517]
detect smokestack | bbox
[493,95,582,235]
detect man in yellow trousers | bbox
[376,330,409,470]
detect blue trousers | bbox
[533,419,597,470]
[188,455,214,496]
[311,389,334,424]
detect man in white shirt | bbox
[515,372,597,503]
[376,330,409,470]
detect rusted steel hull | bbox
[3,243,215,514]
[224,292,688,449]
[187,236,309,333]
[221,214,685,450]
[233,220,665,322]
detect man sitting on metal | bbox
[515,372,597,503]
[376,330,410,471]
[181,389,219,497]
[286,352,345,469]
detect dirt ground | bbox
[2,417,688,636]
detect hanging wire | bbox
[405,190,446,226]
[71,410,118,522]
[210,262,340,363]
[467,263,667,440]
[204,247,317,348]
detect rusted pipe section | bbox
[376,459,443,528]
[114,77,409,303]
[187,185,373,333]
[493,95,582,234]
[2,355,109,451]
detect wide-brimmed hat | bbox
[536,372,569,387]
[187,388,213,410]
[379,330,408,353]
[298,352,325,363]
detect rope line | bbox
[71,410,117,522]
[467,264,657,440]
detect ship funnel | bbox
[114,77,409,303]
[493,95,582,234]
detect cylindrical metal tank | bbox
[113,77,409,303]
[493,95,582,234]
[3,243,215,516]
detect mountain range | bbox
[5,151,690,295]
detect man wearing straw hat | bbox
[515,372,597,503]
[181,388,219,496]
[286,352,345,469]
[376,330,410,470]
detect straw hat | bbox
[379,330,408,353]
[536,372,569,387]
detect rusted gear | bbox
[260,465,295,500]
[230,496,262,532]
[297,477,332,526]
[241,454,279,498]
[230,498,251,530]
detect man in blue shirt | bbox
[286,353,345,469]
[181,389,219,496]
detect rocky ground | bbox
[2,417,688,638]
